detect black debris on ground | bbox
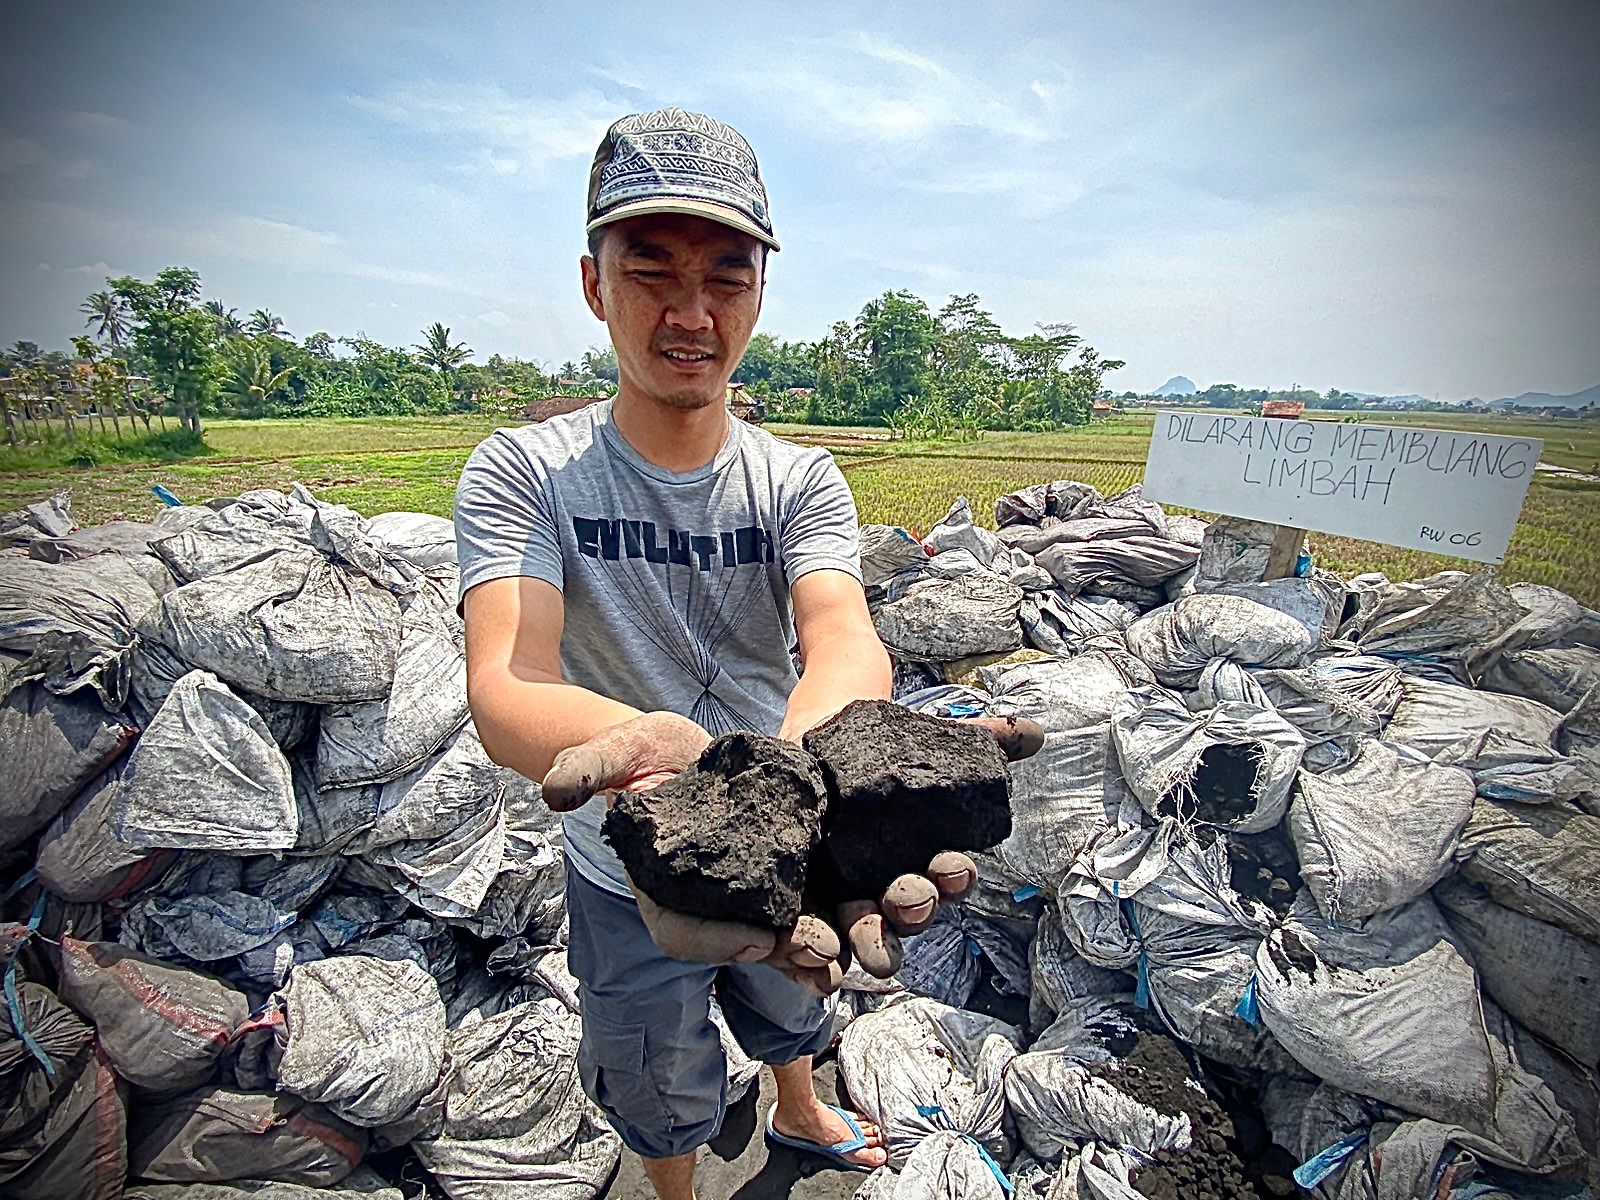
[803,699,1012,903]
[603,732,828,930]
[1075,1022,1262,1200]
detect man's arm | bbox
[777,568,892,742]
[463,575,646,781]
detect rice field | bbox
[2,410,1596,606]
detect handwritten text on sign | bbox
[1141,411,1542,563]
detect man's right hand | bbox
[541,710,712,811]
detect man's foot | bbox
[767,1100,888,1170]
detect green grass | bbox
[0,427,211,472]
[2,411,1596,607]
[201,415,516,458]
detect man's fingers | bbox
[541,741,619,812]
[926,851,978,900]
[880,874,939,935]
[840,899,903,978]
[542,713,712,812]
[959,714,1046,762]
[770,915,841,971]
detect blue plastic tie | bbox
[1293,1132,1369,1188]
[947,703,983,718]
[3,891,54,1076]
[1012,884,1042,902]
[1234,975,1261,1026]
[1,869,38,902]
[960,1134,1014,1195]
[1122,900,1151,1010]
[151,484,183,506]
[909,1108,1011,1197]
[1295,549,1313,577]
[967,937,983,957]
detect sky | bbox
[1,1,1596,401]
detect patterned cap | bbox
[586,108,780,252]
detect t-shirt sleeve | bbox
[780,450,863,585]
[454,431,564,606]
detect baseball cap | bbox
[586,108,780,252]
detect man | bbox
[455,109,985,1199]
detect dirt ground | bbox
[600,1056,869,1200]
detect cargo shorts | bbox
[565,869,835,1159]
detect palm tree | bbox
[204,300,244,337]
[245,308,289,338]
[81,291,129,347]
[221,341,296,417]
[416,322,472,373]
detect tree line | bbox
[3,268,1125,436]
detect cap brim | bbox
[587,197,780,252]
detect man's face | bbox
[581,213,764,412]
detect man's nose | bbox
[663,285,714,332]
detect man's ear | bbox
[580,255,606,322]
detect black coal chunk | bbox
[803,699,1012,902]
[602,732,828,930]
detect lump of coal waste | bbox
[802,699,1011,902]
[1222,827,1302,918]
[603,732,827,930]
[1080,1023,1261,1200]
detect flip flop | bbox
[764,1103,876,1172]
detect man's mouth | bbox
[661,348,715,363]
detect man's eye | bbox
[714,278,751,290]
[631,270,668,281]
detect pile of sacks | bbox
[1,478,1597,1200]
[0,486,626,1199]
[843,484,1600,1200]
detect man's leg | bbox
[717,966,887,1169]
[640,1152,696,1200]
[566,871,729,1198]
[769,1054,887,1168]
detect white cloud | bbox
[588,63,648,92]
[348,83,622,178]
[0,128,47,172]
[475,308,513,329]
[34,262,51,272]
[742,33,1057,148]
[64,261,118,277]
[63,111,132,136]
[842,32,952,81]
[6,201,483,297]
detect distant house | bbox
[1091,400,1114,418]
[1262,399,1306,419]
[728,382,765,423]
[783,387,814,399]
[523,395,606,422]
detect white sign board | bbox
[1142,411,1541,563]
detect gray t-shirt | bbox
[454,399,862,895]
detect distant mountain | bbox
[1152,375,1196,396]
[1485,383,1600,410]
